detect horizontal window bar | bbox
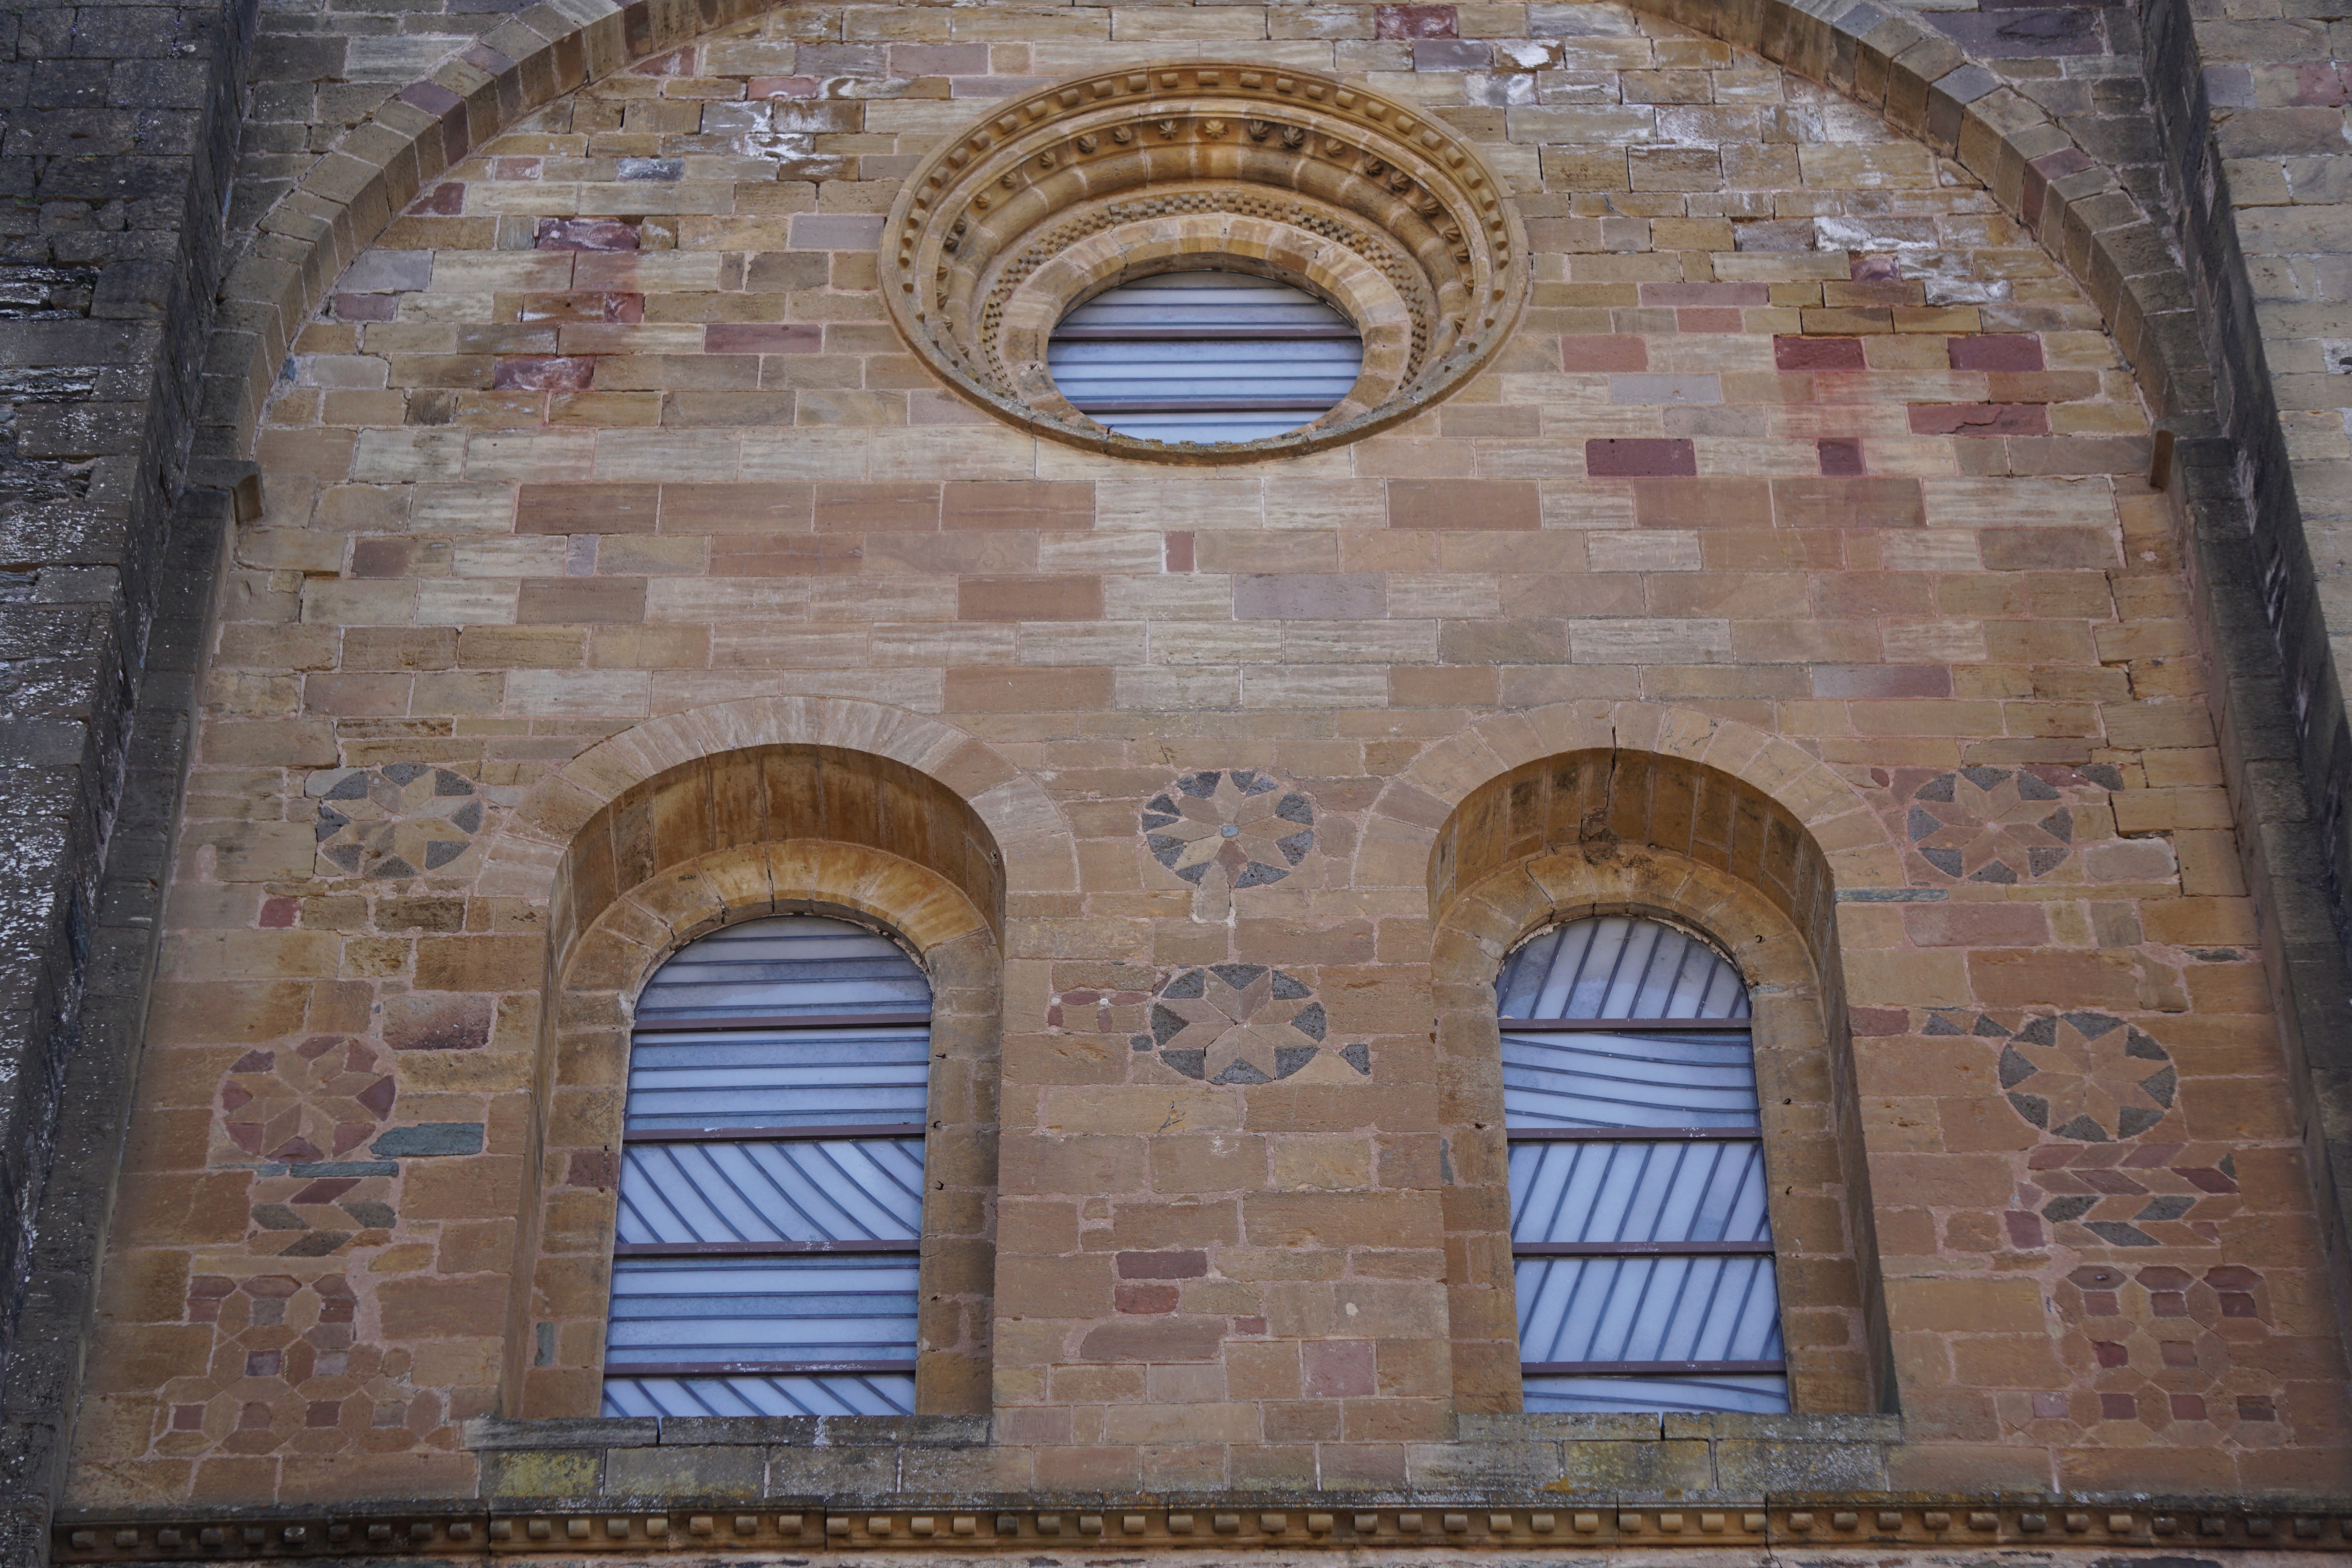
[1504,1126,1760,1142]
[1522,1360,1786,1376]
[623,1123,927,1144]
[1514,1241,1774,1258]
[1074,397,1347,413]
[1053,325,1361,342]
[614,1239,921,1258]
[633,1011,932,1033]
[1499,1018,1752,1034]
[605,1359,918,1378]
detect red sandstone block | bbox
[748,76,820,97]
[1635,477,1769,528]
[1817,438,1865,476]
[816,482,940,531]
[942,481,1094,530]
[1386,480,1538,529]
[492,356,594,392]
[1560,335,1647,372]
[1585,438,1695,477]
[1676,307,1744,333]
[957,575,1104,621]
[1909,403,2050,436]
[946,666,1114,710]
[1776,335,1865,371]
[1117,1250,1208,1279]
[1948,333,2044,371]
[706,323,820,355]
[517,483,658,534]
[1772,477,1924,528]
[535,218,639,252]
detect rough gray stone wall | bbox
[0,0,257,1557]
[2137,0,2352,1350]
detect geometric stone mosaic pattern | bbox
[2021,1144,2239,1251]
[1903,764,2081,882]
[1142,771,1314,893]
[1135,964,1367,1085]
[216,1037,398,1166]
[310,765,485,878]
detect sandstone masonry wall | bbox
[54,0,2352,1513]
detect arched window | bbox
[600,915,933,1417]
[1499,915,1788,1414]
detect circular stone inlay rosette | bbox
[1135,963,1369,1085]
[1903,765,2076,883]
[1994,1011,2177,1142]
[1141,768,1314,891]
[311,764,485,878]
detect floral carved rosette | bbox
[310,764,486,879]
[1141,768,1314,921]
[1135,964,1369,1086]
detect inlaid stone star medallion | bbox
[1134,964,1369,1085]
[1141,770,1314,920]
[1987,1010,2177,1142]
[311,764,485,878]
[216,1035,399,1165]
[1902,765,2077,884]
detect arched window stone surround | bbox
[1432,804,1882,1416]
[472,698,1074,1419]
[1359,702,1900,1416]
[518,834,1001,1418]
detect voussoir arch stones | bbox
[473,696,1075,898]
[209,0,2204,463]
[1357,700,1905,896]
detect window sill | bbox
[469,1415,990,1451]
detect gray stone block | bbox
[606,1443,764,1499]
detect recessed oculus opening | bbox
[1046,270,1365,444]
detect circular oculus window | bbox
[880,63,1530,463]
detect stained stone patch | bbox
[1141,770,1315,891]
[310,765,486,879]
[1132,964,1368,1085]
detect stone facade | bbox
[9,0,2352,1560]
